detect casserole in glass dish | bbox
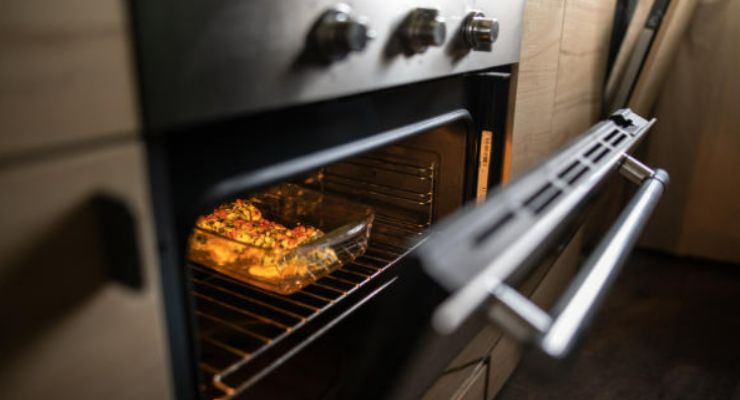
[188,183,373,294]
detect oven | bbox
[132,1,668,399]
[150,77,512,398]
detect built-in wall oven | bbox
[133,1,667,399]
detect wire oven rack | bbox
[190,239,408,398]
[192,143,437,399]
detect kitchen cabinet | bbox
[0,1,171,397]
[0,141,172,399]
[0,0,138,160]
[640,0,740,263]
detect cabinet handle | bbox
[94,194,143,289]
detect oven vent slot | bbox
[467,126,634,258]
[528,128,631,215]
[557,160,591,186]
[611,133,627,146]
[474,211,515,246]
[524,183,563,215]
[584,143,602,162]
[602,128,629,148]
[586,144,609,164]
[603,129,620,143]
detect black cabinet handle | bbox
[94,194,143,290]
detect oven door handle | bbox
[487,159,669,359]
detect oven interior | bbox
[146,71,512,399]
[187,121,482,398]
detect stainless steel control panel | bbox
[135,0,525,130]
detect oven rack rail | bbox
[321,143,437,227]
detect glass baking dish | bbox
[188,183,374,295]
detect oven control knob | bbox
[312,5,374,62]
[401,8,447,54]
[462,11,499,52]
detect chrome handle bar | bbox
[488,160,668,358]
[425,109,668,360]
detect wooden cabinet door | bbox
[0,141,172,399]
[0,0,138,159]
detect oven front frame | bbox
[144,70,513,399]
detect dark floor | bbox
[498,249,740,400]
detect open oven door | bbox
[337,108,669,400]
